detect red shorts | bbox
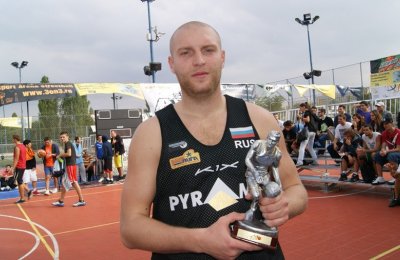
[66,165,78,184]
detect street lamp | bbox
[11,61,29,140]
[140,0,163,82]
[111,94,123,109]
[295,13,320,104]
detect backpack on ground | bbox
[359,158,376,183]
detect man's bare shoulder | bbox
[245,102,279,139]
[132,116,161,149]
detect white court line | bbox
[0,214,60,260]
[308,186,375,199]
[0,228,40,260]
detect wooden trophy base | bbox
[231,220,278,250]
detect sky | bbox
[1,0,399,116]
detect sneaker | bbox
[44,190,50,196]
[98,177,104,183]
[32,190,40,195]
[108,179,114,184]
[15,199,25,204]
[295,162,303,167]
[387,179,396,185]
[27,190,33,200]
[349,173,359,183]
[388,199,400,207]
[338,173,347,181]
[73,200,86,207]
[120,175,126,179]
[0,187,4,191]
[372,177,386,185]
[52,200,64,207]
[6,186,11,191]
[51,188,58,194]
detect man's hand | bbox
[258,192,289,228]
[199,212,262,259]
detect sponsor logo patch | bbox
[229,126,255,139]
[168,140,188,152]
[169,149,201,169]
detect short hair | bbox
[362,124,373,130]
[344,128,356,138]
[75,136,81,141]
[44,137,50,141]
[337,114,345,119]
[311,106,317,110]
[12,134,20,141]
[319,108,326,113]
[59,131,69,136]
[338,104,346,109]
[23,139,31,145]
[359,101,369,106]
[283,120,293,127]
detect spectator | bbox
[351,114,365,136]
[102,135,114,184]
[387,162,400,207]
[273,113,284,130]
[397,111,400,129]
[338,129,361,182]
[282,120,297,154]
[356,125,381,183]
[296,103,319,166]
[333,104,352,127]
[375,101,393,122]
[95,134,104,182]
[316,108,334,151]
[41,137,60,195]
[83,150,96,181]
[370,110,384,133]
[113,135,126,181]
[327,114,353,163]
[0,165,16,191]
[354,101,371,124]
[73,136,88,185]
[311,106,318,115]
[373,118,400,185]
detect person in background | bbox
[0,165,16,191]
[333,104,352,127]
[296,103,319,167]
[375,101,392,122]
[316,108,334,153]
[113,135,126,181]
[121,21,307,259]
[273,113,284,130]
[83,150,96,181]
[372,118,400,185]
[387,161,400,207]
[351,114,365,136]
[327,114,353,164]
[41,137,60,195]
[12,134,27,203]
[23,140,38,196]
[354,100,371,124]
[52,131,86,207]
[282,120,297,154]
[95,134,104,183]
[73,136,88,185]
[370,110,384,133]
[102,135,114,184]
[338,129,361,182]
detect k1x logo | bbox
[195,161,239,176]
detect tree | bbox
[37,76,60,139]
[255,95,285,112]
[11,112,18,117]
[60,95,93,137]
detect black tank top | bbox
[153,95,284,260]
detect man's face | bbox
[284,125,292,131]
[376,105,383,112]
[363,127,372,136]
[44,140,51,147]
[6,166,11,171]
[168,24,225,98]
[318,110,325,117]
[59,134,68,144]
[76,137,81,143]
[338,106,344,114]
[360,104,367,111]
[384,122,392,131]
[312,108,317,114]
[338,116,345,125]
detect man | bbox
[113,134,126,181]
[52,131,86,207]
[373,118,400,185]
[23,140,38,196]
[41,137,60,195]
[73,136,88,185]
[316,108,334,152]
[354,100,371,124]
[282,120,297,154]
[333,104,351,127]
[273,113,284,130]
[95,134,104,182]
[375,101,393,121]
[327,114,352,162]
[355,125,381,183]
[120,21,307,259]
[296,103,319,167]
[0,165,16,191]
[102,135,114,184]
[12,135,27,203]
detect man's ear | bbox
[168,56,175,74]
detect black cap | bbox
[383,118,393,124]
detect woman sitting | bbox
[339,129,362,182]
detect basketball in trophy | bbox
[231,131,282,250]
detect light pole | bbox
[111,94,123,109]
[295,13,320,104]
[140,0,162,82]
[11,61,28,140]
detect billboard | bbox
[370,54,400,87]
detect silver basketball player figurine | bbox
[231,130,282,250]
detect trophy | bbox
[231,130,282,250]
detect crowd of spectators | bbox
[278,100,400,207]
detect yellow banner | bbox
[74,83,144,100]
[370,68,400,87]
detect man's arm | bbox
[120,117,259,258]
[13,146,20,169]
[247,103,308,227]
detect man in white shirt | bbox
[327,114,352,161]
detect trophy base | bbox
[231,219,278,250]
